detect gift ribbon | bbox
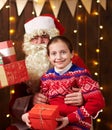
[39,107,46,129]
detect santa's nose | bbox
[37,37,43,44]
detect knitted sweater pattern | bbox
[40,64,105,130]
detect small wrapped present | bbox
[29,104,59,130]
[0,40,16,64]
[0,60,29,88]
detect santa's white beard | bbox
[23,42,50,93]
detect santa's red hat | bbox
[42,14,65,35]
[24,14,65,38]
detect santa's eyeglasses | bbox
[30,34,50,44]
[31,34,49,40]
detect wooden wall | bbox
[0,0,112,129]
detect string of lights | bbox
[74,1,104,128]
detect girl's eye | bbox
[50,52,56,56]
[61,51,66,54]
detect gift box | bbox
[29,104,59,130]
[0,40,16,64]
[0,60,29,88]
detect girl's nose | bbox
[56,53,61,59]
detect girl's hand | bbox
[64,88,83,106]
[56,117,69,130]
[21,113,31,128]
[33,92,48,105]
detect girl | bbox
[22,36,105,130]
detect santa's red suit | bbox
[7,14,89,130]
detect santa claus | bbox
[22,14,65,93]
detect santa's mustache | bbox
[23,42,47,55]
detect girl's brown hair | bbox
[47,35,74,56]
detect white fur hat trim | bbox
[24,16,57,34]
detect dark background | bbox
[0,0,112,130]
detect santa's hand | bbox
[33,92,48,105]
[64,88,83,106]
[21,113,31,128]
[56,117,69,130]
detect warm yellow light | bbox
[92,11,99,16]
[5,5,10,8]
[100,109,103,112]
[10,89,15,94]
[99,25,103,29]
[100,87,103,90]
[77,16,81,21]
[12,42,15,45]
[78,5,82,8]
[6,114,10,118]
[96,0,100,3]
[74,30,77,33]
[100,37,103,40]
[96,49,100,53]
[94,72,98,76]
[93,60,99,66]
[32,11,35,15]
[9,16,15,22]
[9,29,15,34]
[96,118,101,123]
[78,43,82,46]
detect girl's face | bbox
[48,39,74,70]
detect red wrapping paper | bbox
[3,55,16,64]
[29,104,59,130]
[0,60,29,88]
